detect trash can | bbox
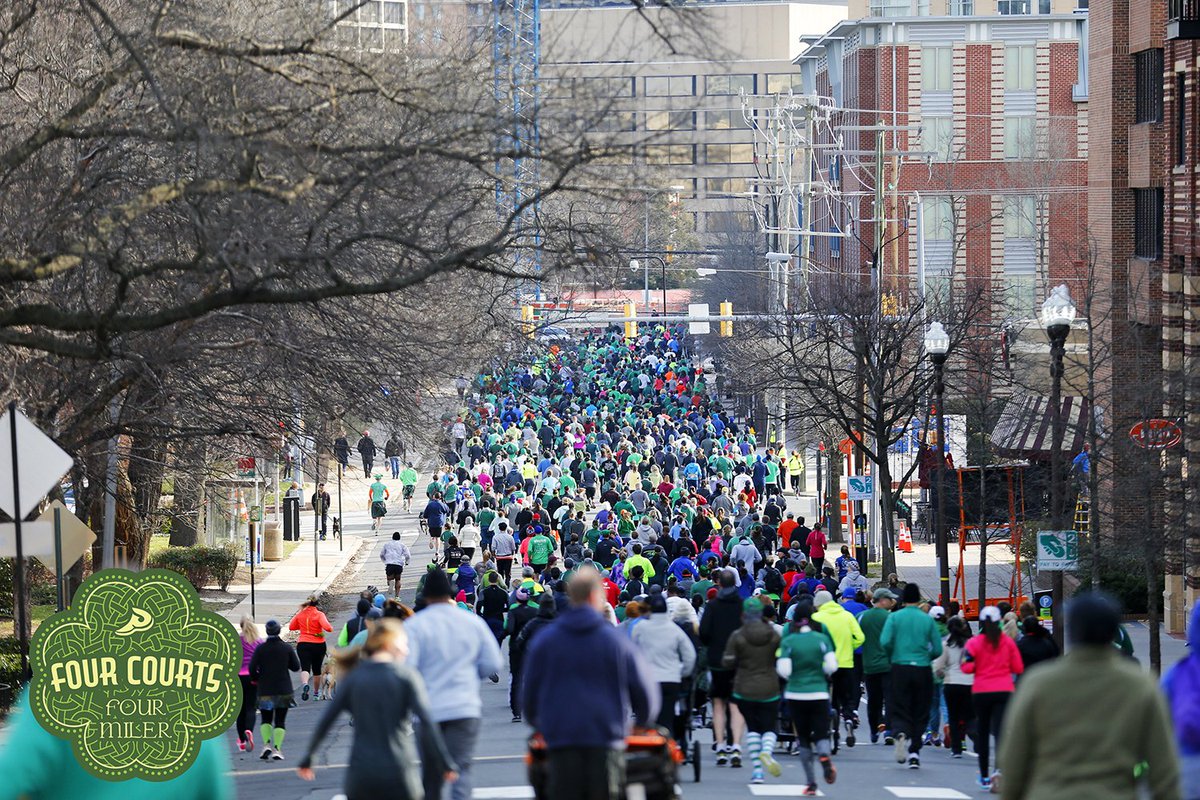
[263,521,284,561]
[282,496,301,542]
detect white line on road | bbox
[748,785,825,796]
[472,787,535,799]
[885,788,971,799]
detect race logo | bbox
[29,568,241,781]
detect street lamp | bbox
[1041,284,1076,650]
[641,184,686,307]
[630,256,669,314]
[925,321,951,606]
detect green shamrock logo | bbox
[29,568,242,781]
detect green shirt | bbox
[778,628,836,696]
[880,605,943,667]
[584,526,602,550]
[400,468,418,486]
[370,481,388,502]
[527,534,554,565]
[689,579,714,599]
[857,606,892,674]
[478,509,496,530]
[764,460,780,483]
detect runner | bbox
[777,596,839,796]
[961,605,1024,790]
[721,596,783,785]
[812,589,865,750]
[289,595,333,702]
[368,473,390,535]
[422,491,450,559]
[880,583,942,768]
[248,618,301,761]
[400,461,419,511]
[380,531,412,597]
[236,616,262,753]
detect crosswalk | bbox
[474,785,971,799]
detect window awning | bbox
[990,394,1090,458]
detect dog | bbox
[319,657,337,700]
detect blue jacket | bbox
[522,605,659,749]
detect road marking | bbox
[885,788,971,799]
[749,785,825,796]
[473,787,535,799]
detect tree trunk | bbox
[169,440,207,547]
[879,482,897,579]
[827,453,843,542]
[128,432,168,565]
[978,463,988,607]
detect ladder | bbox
[1073,496,1090,535]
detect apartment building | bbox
[540,1,849,234]
[796,0,1089,316]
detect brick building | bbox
[796,4,1090,316]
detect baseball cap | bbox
[743,597,764,616]
[872,588,897,602]
[929,605,946,620]
[842,587,858,599]
[979,605,1002,623]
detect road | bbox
[230,499,1008,800]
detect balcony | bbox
[1168,0,1200,38]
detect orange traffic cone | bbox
[897,521,913,553]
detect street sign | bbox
[250,505,263,523]
[1036,530,1079,571]
[894,497,912,517]
[0,408,74,520]
[236,456,257,478]
[1129,419,1182,450]
[35,501,96,571]
[847,475,874,501]
[838,438,854,455]
[687,303,711,335]
[0,521,54,557]
[1034,589,1053,620]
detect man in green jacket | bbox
[998,593,1180,800]
[857,588,897,744]
[880,583,942,768]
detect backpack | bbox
[763,567,784,595]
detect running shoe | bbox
[271,751,284,761]
[730,748,742,768]
[952,752,964,759]
[893,733,908,763]
[820,755,837,784]
[716,747,729,766]
[989,772,1002,793]
[260,747,273,760]
[845,718,856,748]
[977,776,992,791]
[751,771,764,785]
[802,785,819,796]
[301,684,310,701]
[907,755,920,770]
[759,749,782,777]
[512,714,522,723]
[237,740,245,753]
[245,732,254,752]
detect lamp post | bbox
[641,185,686,308]
[1041,284,1077,651]
[630,256,669,314]
[925,321,951,606]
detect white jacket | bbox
[932,640,974,686]
[629,613,697,683]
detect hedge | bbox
[149,545,240,591]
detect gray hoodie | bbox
[629,613,697,683]
[729,538,762,569]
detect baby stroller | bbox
[527,728,684,800]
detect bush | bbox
[149,545,240,592]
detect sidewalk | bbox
[219,510,375,626]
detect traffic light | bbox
[623,302,638,338]
[719,301,733,337]
[881,293,899,317]
[520,305,534,338]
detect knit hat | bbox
[902,582,922,604]
[813,590,834,608]
[649,592,668,614]
[374,593,386,608]
[842,587,858,599]
[265,619,281,636]
[873,588,897,602]
[422,569,454,600]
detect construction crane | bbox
[492,0,542,291]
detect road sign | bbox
[236,456,257,478]
[838,438,854,455]
[250,505,263,523]
[847,475,874,501]
[1036,529,1079,571]
[687,303,711,335]
[0,407,74,520]
[1129,419,1182,450]
[35,500,95,571]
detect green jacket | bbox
[857,606,892,674]
[0,691,232,800]
[998,647,1180,800]
[527,534,554,565]
[812,601,865,669]
[778,627,836,696]
[880,605,943,667]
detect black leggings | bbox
[261,706,289,729]
[787,698,831,747]
[943,684,974,756]
[237,675,257,743]
[973,691,1010,778]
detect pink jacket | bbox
[961,632,1024,693]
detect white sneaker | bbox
[894,733,909,764]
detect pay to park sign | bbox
[1036,530,1079,572]
[29,569,241,781]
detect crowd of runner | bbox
[220,323,1190,800]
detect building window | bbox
[706,74,755,96]
[644,144,695,165]
[1004,195,1037,239]
[998,0,1031,13]
[869,0,911,16]
[706,177,749,195]
[705,143,755,163]
[922,116,954,160]
[383,1,405,23]
[923,197,954,241]
[706,109,751,129]
[766,73,804,94]
[644,76,694,97]
[923,47,953,92]
[1177,72,1188,165]
[1134,188,1163,260]
[1005,45,1035,90]
[950,0,974,13]
[1134,49,1164,124]
[645,111,695,131]
[1004,116,1036,159]
[593,111,636,132]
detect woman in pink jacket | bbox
[961,605,1024,791]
